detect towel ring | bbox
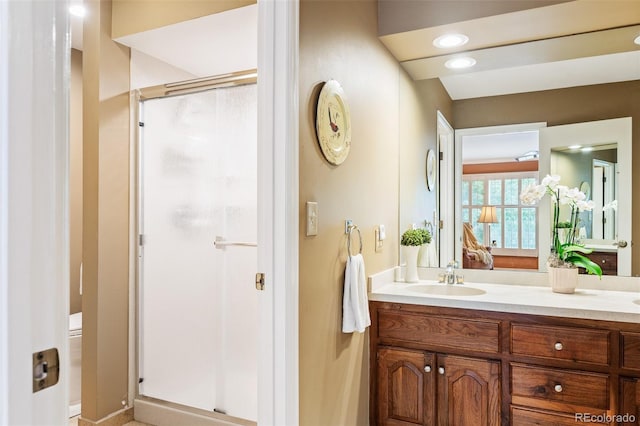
[424,221,434,233]
[347,225,363,256]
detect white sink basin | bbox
[406,284,486,296]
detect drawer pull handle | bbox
[554,342,563,351]
[424,365,431,373]
[438,367,445,375]
[554,384,563,393]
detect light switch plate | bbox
[375,225,384,252]
[306,202,318,236]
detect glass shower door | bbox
[138,84,257,420]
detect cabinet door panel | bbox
[437,355,501,426]
[377,347,435,426]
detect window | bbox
[462,172,538,255]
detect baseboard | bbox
[78,407,134,426]
[134,398,255,426]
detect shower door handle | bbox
[214,236,257,249]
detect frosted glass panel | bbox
[139,84,257,420]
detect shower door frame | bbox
[135,73,259,418]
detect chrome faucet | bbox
[444,260,460,284]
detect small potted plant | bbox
[401,229,426,282]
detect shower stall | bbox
[137,79,257,422]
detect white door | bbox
[0,0,69,424]
[437,112,454,267]
[539,117,632,276]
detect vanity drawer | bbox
[377,310,499,353]
[511,324,610,365]
[622,332,640,370]
[511,406,608,426]
[580,251,617,275]
[511,363,609,410]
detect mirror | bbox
[392,5,639,277]
[538,118,632,276]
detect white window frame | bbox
[462,171,539,256]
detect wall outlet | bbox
[306,201,318,236]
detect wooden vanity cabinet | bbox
[376,347,500,426]
[621,332,640,425]
[370,301,640,426]
[579,251,617,275]
[372,304,502,426]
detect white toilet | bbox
[69,312,82,417]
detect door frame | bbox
[437,111,454,268]
[1,0,299,423]
[0,0,70,424]
[257,1,300,424]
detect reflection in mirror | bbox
[550,144,617,242]
[538,118,632,276]
[391,2,640,278]
[456,124,542,273]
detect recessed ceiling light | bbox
[444,57,476,70]
[568,144,581,150]
[634,35,640,45]
[581,146,594,152]
[69,4,86,18]
[433,34,469,49]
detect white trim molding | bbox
[257,0,299,425]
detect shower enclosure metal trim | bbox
[135,73,258,421]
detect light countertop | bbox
[369,269,640,324]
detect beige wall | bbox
[399,75,452,235]
[82,0,131,421]
[71,48,83,315]
[453,80,640,275]
[111,0,255,39]
[299,0,399,424]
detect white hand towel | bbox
[342,254,371,333]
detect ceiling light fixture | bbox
[69,4,86,18]
[634,35,640,45]
[515,150,539,162]
[444,57,476,70]
[568,144,581,150]
[581,146,594,152]
[433,34,469,49]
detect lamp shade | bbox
[478,206,498,223]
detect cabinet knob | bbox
[601,259,606,264]
[424,365,431,373]
[554,384,563,393]
[438,367,445,375]
[554,342,563,351]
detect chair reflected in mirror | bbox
[462,222,494,270]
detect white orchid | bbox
[603,199,618,212]
[540,174,561,190]
[519,174,602,277]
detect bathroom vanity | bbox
[368,278,640,426]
